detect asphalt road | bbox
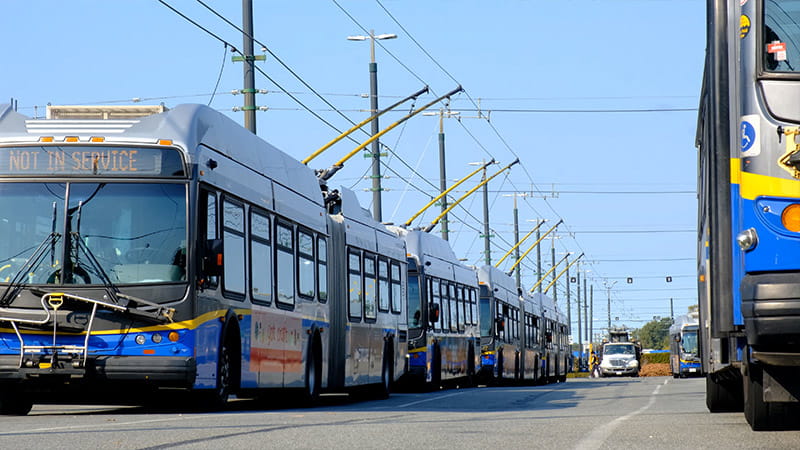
[1,377,798,449]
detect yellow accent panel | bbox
[731,158,800,200]
[409,346,427,354]
[730,158,742,185]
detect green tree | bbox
[633,317,673,349]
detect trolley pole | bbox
[242,0,256,134]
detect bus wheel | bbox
[466,345,476,387]
[430,343,442,391]
[496,351,504,383]
[0,391,33,415]
[304,337,322,403]
[214,338,234,408]
[377,342,393,399]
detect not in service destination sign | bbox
[0,146,185,177]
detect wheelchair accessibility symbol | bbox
[740,116,760,156]
[741,121,755,152]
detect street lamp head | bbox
[346,35,368,41]
[375,33,398,40]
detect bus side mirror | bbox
[202,238,224,278]
[428,303,440,324]
[495,317,505,333]
[674,335,681,342]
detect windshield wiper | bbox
[0,232,61,308]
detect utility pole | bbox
[347,30,397,222]
[482,166,491,265]
[670,298,674,322]
[551,240,557,304]
[576,263,582,364]
[565,256,571,339]
[242,0,256,134]
[536,226,542,294]
[422,108,460,241]
[584,274,588,352]
[512,195,521,288]
[438,111,448,240]
[589,284,593,349]
[605,280,617,332]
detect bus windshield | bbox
[0,182,186,285]
[681,330,699,355]
[480,298,492,337]
[763,0,800,72]
[407,274,421,328]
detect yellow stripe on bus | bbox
[731,158,800,200]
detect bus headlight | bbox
[736,228,758,251]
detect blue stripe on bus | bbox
[731,183,744,326]
[0,328,195,357]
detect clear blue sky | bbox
[1,0,705,338]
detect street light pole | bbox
[347,30,397,222]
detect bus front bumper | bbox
[0,355,196,386]
[741,272,800,349]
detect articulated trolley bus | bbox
[0,103,405,414]
[387,227,480,389]
[698,0,800,429]
[476,265,568,385]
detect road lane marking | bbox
[0,414,224,436]
[573,381,666,450]
[395,391,468,408]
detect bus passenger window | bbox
[297,229,315,299]
[250,211,272,304]
[348,250,362,319]
[432,279,441,331]
[390,262,402,315]
[378,259,390,312]
[222,199,245,296]
[317,237,327,302]
[276,222,295,306]
[364,254,377,320]
[203,191,218,287]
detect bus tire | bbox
[304,333,322,404]
[466,344,476,387]
[430,343,442,391]
[0,391,33,415]
[197,327,239,411]
[377,340,393,399]
[496,350,504,383]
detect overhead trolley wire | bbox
[158,0,359,144]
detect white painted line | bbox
[396,391,467,408]
[0,413,227,436]
[573,383,662,450]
